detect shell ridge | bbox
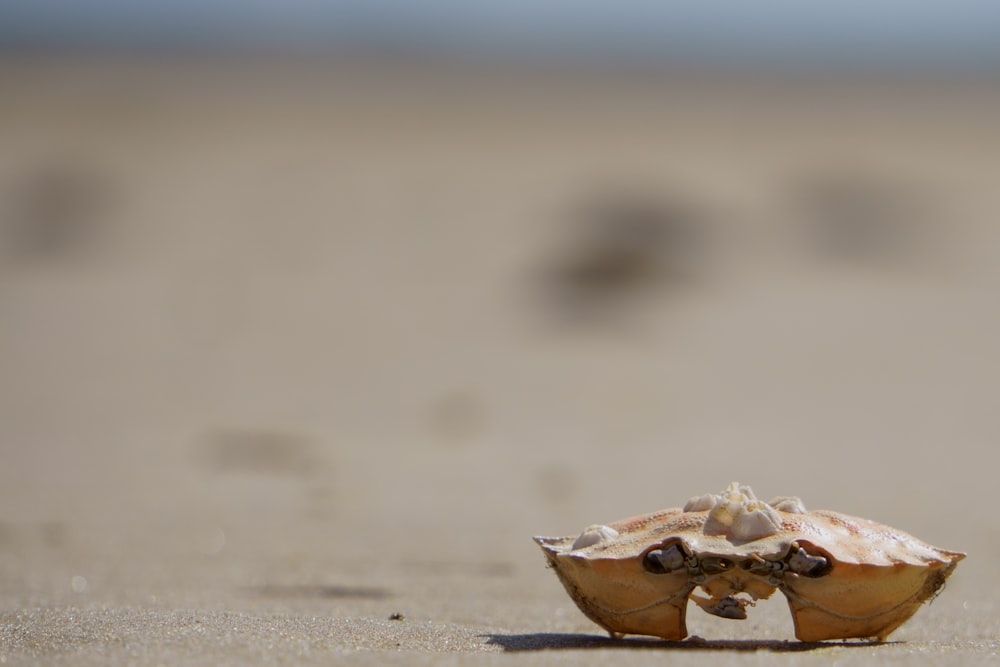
[581,586,695,617]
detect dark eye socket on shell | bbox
[642,543,686,574]
[700,557,735,575]
[787,544,832,577]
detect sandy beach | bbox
[1,58,998,665]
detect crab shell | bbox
[535,483,964,642]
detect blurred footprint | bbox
[198,429,318,476]
[1,159,116,262]
[0,521,69,550]
[426,390,487,447]
[536,188,710,325]
[252,584,390,600]
[791,169,933,264]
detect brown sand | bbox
[0,58,997,665]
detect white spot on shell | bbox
[702,482,783,540]
[768,496,808,514]
[684,493,717,512]
[571,524,619,550]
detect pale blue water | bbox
[2,0,999,71]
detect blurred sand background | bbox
[1,53,999,664]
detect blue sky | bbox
[2,1,999,69]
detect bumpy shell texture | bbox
[535,482,964,642]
